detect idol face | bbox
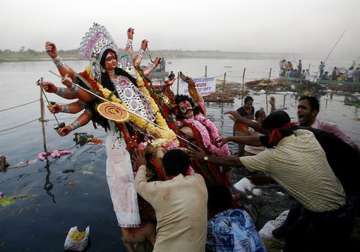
[104,51,118,72]
[178,100,194,119]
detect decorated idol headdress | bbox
[79,23,119,80]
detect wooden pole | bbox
[40,87,48,152]
[176,72,180,95]
[242,67,246,104]
[266,68,272,113]
[283,94,286,108]
[223,72,226,92]
[220,72,226,131]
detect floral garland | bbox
[82,65,177,147]
[184,114,230,156]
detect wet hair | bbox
[261,111,295,147]
[244,96,254,104]
[162,149,191,177]
[299,96,320,112]
[207,185,234,214]
[262,110,291,130]
[174,95,200,119]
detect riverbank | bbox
[0,49,300,63]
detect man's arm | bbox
[189,149,243,167]
[225,111,265,133]
[222,135,263,147]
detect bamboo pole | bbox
[176,72,180,95]
[266,68,272,113]
[242,67,246,104]
[40,87,48,152]
[223,72,226,92]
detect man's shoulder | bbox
[313,119,337,131]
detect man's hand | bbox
[40,81,58,93]
[188,148,207,162]
[127,28,134,40]
[133,148,147,171]
[225,111,241,121]
[57,125,72,136]
[61,74,73,88]
[219,137,231,146]
[47,103,62,114]
[141,40,148,51]
[45,41,58,59]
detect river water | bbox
[0,59,359,251]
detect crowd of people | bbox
[41,23,359,252]
[280,58,360,82]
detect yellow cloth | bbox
[135,166,208,252]
[240,129,345,212]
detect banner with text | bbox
[181,77,216,96]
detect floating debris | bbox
[37,149,72,161]
[0,155,9,172]
[0,194,32,207]
[73,133,103,146]
[62,169,75,174]
[0,196,15,207]
[64,226,90,252]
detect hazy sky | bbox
[1,0,359,57]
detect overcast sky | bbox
[1,0,359,58]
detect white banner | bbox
[181,77,216,96]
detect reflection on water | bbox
[43,158,56,204]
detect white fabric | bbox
[259,210,289,240]
[105,124,140,227]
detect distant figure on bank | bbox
[297,60,302,76]
[134,149,208,252]
[319,61,325,78]
[332,67,338,80]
